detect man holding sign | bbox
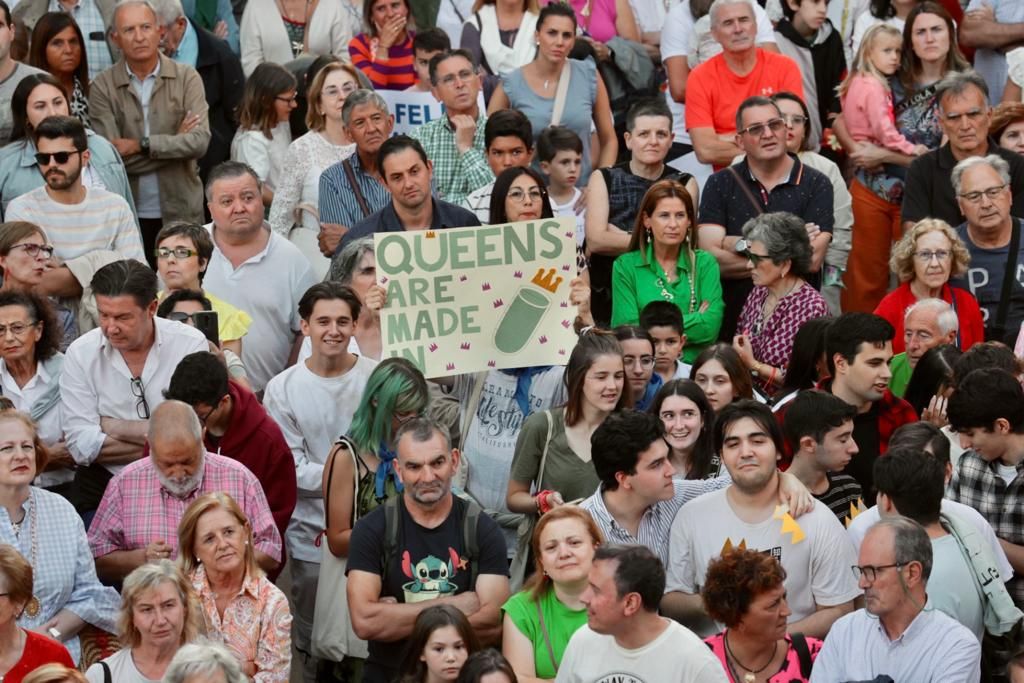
[410,49,494,204]
[339,135,480,251]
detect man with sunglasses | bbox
[697,95,833,341]
[5,115,145,265]
[902,71,1024,234]
[812,517,981,682]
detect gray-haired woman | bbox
[162,641,248,683]
[732,212,830,395]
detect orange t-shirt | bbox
[685,48,805,135]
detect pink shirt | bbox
[88,452,283,562]
[705,633,822,682]
[841,73,918,155]
[192,566,292,683]
[560,0,618,42]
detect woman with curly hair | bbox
[991,101,1024,155]
[701,549,822,683]
[873,218,984,354]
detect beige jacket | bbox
[89,54,211,224]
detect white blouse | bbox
[268,130,355,236]
[231,122,293,192]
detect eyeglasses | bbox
[850,563,903,582]
[275,93,298,103]
[154,246,197,260]
[323,82,359,98]
[738,118,786,138]
[34,150,82,165]
[131,376,150,419]
[624,355,655,368]
[9,243,54,259]
[958,184,1007,203]
[166,311,198,325]
[0,321,38,338]
[507,188,545,203]
[913,249,951,262]
[438,68,476,87]
[781,114,808,127]
[743,249,772,265]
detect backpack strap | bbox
[790,632,812,678]
[101,661,112,683]
[381,494,404,587]
[461,498,482,589]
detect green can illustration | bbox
[494,268,563,354]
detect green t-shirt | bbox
[890,352,912,398]
[502,587,588,678]
[509,407,600,504]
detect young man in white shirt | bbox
[557,544,727,683]
[462,109,534,223]
[663,399,860,638]
[263,281,378,680]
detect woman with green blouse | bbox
[502,507,602,682]
[610,179,724,362]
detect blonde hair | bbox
[118,560,203,649]
[524,507,603,601]
[177,492,260,579]
[889,218,971,283]
[837,24,903,98]
[306,62,362,132]
[21,665,89,683]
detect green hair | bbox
[347,357,430,457]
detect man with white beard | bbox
[87,400,282,582]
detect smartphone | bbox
[192,310,220,347]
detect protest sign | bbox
[375,218,579,377]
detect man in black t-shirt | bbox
[347,416,510,683]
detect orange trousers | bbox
[842,179,903,314]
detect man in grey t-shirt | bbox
[961,0,1024,103]
[0,0,43,145]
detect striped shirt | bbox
[5,185,145,263]
[318,152,391,230]
[818,472,863,527]
[348,32,417,90]
[580,477,728,566]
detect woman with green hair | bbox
[316,357,430,677]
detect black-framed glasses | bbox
[738,118,786,138]
[166,312,196,325]
[0,321,38,338]
[958,184,1007,203]
[851,563,903,582]
[34,150,82,165]
[154,246,197,260]
[275,93,298,103]
[743,249,772,265]
[9,243,54,259]
[131,377,150,419]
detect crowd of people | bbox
[1,0,1024,681]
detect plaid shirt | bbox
[410,114,493,205]
[949,450,1024,606]
[88,452,283,562]
[49,0,112,81]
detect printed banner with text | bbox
[375,218,579,378]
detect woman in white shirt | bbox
[269,62,359,278]
[230,63,297,210]
[239,0,361,78]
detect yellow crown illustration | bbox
[425,230,437,238]
[531,267,563,293]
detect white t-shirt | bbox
[86,649,159,683]
[549,188,586,248]
[660,1,776,146]
[997,462,1019,486]
[667,487,861,636]
[556,619,729,683]
[263,354,378,562]
[202,228,317,391]
[930,533,985,641]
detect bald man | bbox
[88,400,282,582]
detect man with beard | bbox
[662,400,859,639]
[347,416,509,683]
[812,517,981,682]
[61,259,208,518]
[5,115,145,264]
[87,400,282,582]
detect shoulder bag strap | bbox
[460,372,488,452]
[537,410,554,490]
[462,499,482,588]
[790,632,812,678]
[101,661,112,683]
[549,61,572,127]
[535,598,560,673]
[727,165,764,216]
[342,158,373,220]
[993,219,1021,340]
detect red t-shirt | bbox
[4,630,75,683]
[685,49,805,135]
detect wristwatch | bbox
[139,136,151,157]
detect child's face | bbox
[647,325,685,373]
[868,35,902,77]
[540,149,582,188]
[413,48,442,86]
[789,0,827,35]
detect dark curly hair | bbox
[701,548,787,628]
[0,289,61,361]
